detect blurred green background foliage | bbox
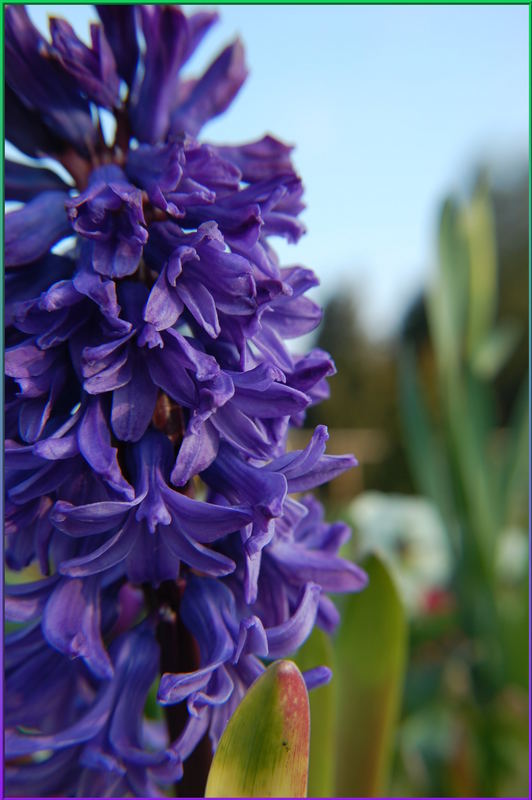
[296,163,529,798]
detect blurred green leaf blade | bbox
[430,197,469,378]
[471,321,521,380]
[334,553,407,797]
[398,344,456,536]
[465,178,498,360]
[294,628,336,797]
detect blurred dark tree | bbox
[305,294,415,495]
[491,172,529,423]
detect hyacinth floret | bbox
[5,6,367,796]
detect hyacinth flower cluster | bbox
[5,6,367,796]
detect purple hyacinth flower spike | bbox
[4,5,367,796]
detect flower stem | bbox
[154,580,213,797]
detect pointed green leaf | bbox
[205,660,310,798]
[294,628,336,797]
[334,553,407,797]
[429,197,469,378]
[465,178,498,360]
[398,344,456,541]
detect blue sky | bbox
[28,5,529,338]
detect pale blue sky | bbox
[27,4,529,338]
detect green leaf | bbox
[205,660,310,798]
[294,628,336,797]
[471,321,521,380]
[465,178,498,361]
[502,377,529,527]
[429,197,469,378]
[334,553,407,797]
[398,345,456,542]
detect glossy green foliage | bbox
[334,553,407,796]
[205,660,310,798]
[398,178,528,795]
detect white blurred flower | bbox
[349,492,452,615]
[495,526,529,583]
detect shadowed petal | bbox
[5,680,115,757]
[78,397,135,499]
[51,500,137,537]
[96,5,139,85]
[111,352,157,442]
[171,421,219,486]
[5,160,70,201]
[5,575,59,622]
[50,18,120,109]
[5,192,71,267]
[42,576,113,678]
[59,519,139,577]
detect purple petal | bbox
[78,397,134,499]
[163,528,236,577]
[232,380,309,419]
[59,520,138,577]
[42,576,113,679]
[130,6,189,143]
[6,84,65,159]
[167,710,210,761]
[271,541,368,593]
[126,140,183,202]
[96,5,139,85]
[266,582,321,658]
[158,665,217,707]
[5,575,59,622]
[9,457,81,504]
[6,749,80,798]
[268,425,357,492]
[176,279,220,338]
[171,421,219,486]
[51,500,137,537]
[188,666,234,715]
[144,265,184,331]
[5,160,70,201]
[5,191,71,267]
[171,40,247,137]
[317,595,341,633]
[215,135,295,183]
[18,396,52,443]
[5,680,115,757]
[203,443,287,519]
[303,666,332,690]
[160,484,251,543]
[267,294,323,338]
[50,18,120,108]
[211,403,272,458]
[83,348,133,395]
[233,615,268,664]
[5,7,96,154]
[125,521,182,586]
[108,629,163,764]
[111,351,157,442]
[288,349,336,393]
